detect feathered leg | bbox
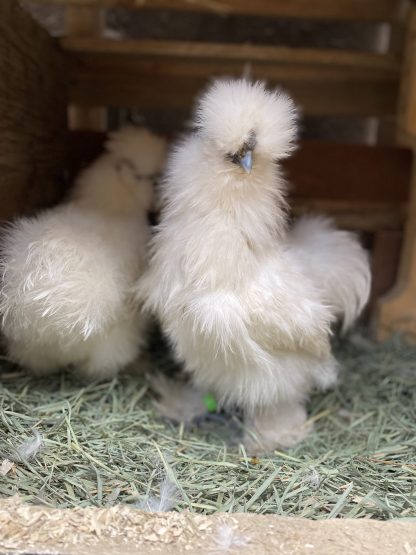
[244,401,312,454]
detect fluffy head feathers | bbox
[194,79,298,166]
[73,126,167,216]
[106,125,167,178]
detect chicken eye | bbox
[226,131,257,165]
[226,152,242,165]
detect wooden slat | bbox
[368,230,402,316]
[377,4,416,339]
[287,141,411,230]
[28,0,405,22]
[67,5,105,36]
[285,141,412,231]
[62,37,400,70]
[292,201,406,231]
[397,11,416,143]
[63,38,400,116]
[0,0,68,221]
[285,141,412,204]
[66,6,108,130]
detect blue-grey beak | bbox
[240,150,253,173]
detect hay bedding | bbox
[0,331,415,521]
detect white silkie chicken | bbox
[138,79,371,452]
[1,126,166,380]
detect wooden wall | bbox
[28,0,405,21]
[0,0,68,222]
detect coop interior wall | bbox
[23,1,392,142]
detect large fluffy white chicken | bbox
[138,79,371,452]
[1,126,166,380]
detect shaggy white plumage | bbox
[137,79,371,452]
[1,126,166,380]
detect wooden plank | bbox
[2,497,416,555]
[277,140,411,230]
[291,200,405,231]
[63,39,399,116]
[377,5,416,340]
[66,7,108,131]
[368,230,402,317]
[68,72,398,116]
[66,5,104,35]
[286,140,411,228]
[28,0,405,22]
[62,37,400,71]
[0,0,68,222]
[397,13,416,142]
[285,141,412,204]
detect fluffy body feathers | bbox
[1,126,166,380]
[138,80,371,451]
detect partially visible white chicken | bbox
[1,126,167,380]
[138,80,371,452]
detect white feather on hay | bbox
[136,465,180,512]
[5,430,44,463]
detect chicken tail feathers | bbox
[288,216,371,332]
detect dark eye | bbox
[226,152,241,165]
[225,131,256,165]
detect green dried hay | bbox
[0,331,415,520]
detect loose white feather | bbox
[212,525,249,552]
[136,476,179,512]
[304,469,322,490]
[105,487,121,507]
[6,430,43,463]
